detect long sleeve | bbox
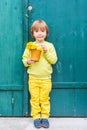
[22,48,31,67]
[44,43,58,64]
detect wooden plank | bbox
[50,89,75,116]
[0,0,23,89]
[13,92,23,116]
[75,90,87,116]
[0,91,12,116]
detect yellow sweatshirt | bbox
[22,41,58,79]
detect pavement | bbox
[0,117,87,130]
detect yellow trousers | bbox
[28,77,52,119]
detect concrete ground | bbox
[0,117,87,130]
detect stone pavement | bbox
[0,117,87,130]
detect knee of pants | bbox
[40,94,50,103]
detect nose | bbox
[38,31,42,34]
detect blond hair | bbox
[30,20,49,38]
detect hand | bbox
[41,44,47,53]
[27,58,36,64]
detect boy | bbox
[22,20,58,128]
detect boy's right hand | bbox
[27,58,36,64]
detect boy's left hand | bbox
[41,44,47,53]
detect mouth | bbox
[37,37,43,38]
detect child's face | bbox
[33,28,47,42]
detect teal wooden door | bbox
[1,0,86,117]
[28,0,87,116]
[0,0,29,116]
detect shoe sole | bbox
[35,126,42,128]
[42,126,49,128]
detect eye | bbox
[41,30,45,32]
[35,30,38,32]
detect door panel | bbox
[28,0,87,116]
[0,0,28,116]
[75,90,87,116]
[13,91,23,116]
[0,0,23,87]
[0,91,23,116]
[0,92,12,116]
[50,89,75,116]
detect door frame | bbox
[22,0,30,116]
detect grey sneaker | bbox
[41,119,49,128]
[34,119,42,128]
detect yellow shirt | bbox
[22,41,58,79]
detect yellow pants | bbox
[28,77,52,119]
